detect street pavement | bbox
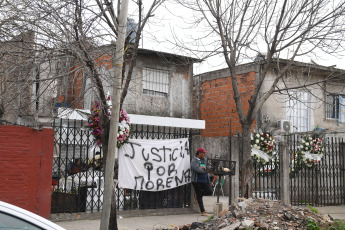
[317,205,345,221]
[56,196,345,230]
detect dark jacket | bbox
[191,156,208,182]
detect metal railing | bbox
[238,132,345,206]
[288,134,345,206]
[51,119,193,213]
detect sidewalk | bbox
[56,196,345,230]
[317,206,345,221]
[57,196,228,230]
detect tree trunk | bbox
[240,124,254,198]
[100,115,118,230]
[109,187,117,230]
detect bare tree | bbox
[1,0,164,229]
[175,0,345,197]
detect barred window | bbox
[326,94,342,119]
[286,91,310,132]
[142,67,170,97]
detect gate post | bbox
[279,139,291,205]
[230,137,240,203]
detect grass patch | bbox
[307,204,319,214]
[203,215,214,222]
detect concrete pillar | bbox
[279,140,291,205]
[230,137,240,205]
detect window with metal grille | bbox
[286,91,310,132]
[142,67,170,97]
[326,94,343,119]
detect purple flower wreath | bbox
[87,98,131,148]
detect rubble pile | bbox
[182,198,334,230]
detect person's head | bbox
[196,147,207,159]
[75,158,81,165]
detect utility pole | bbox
[100,0,129,229]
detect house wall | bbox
[195,67,257,138]
[0,126,54,219]
[194,64,345,136]
[124,55,193,118]
[192,67,257,193]
[259,68,345,132]
[323,83,345,129]
[0,31,35,123]
[80,53,194,119]
[34,58,65,116]
[191,135,240,201]
[68,65,85,109]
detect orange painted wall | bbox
[200,72,256,137]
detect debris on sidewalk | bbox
[154,198,335,230]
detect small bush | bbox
[329,220,345,230]
[306,218,320,230]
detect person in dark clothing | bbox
[67,158,83,176]
[191,147,212,216]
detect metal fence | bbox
[51,119,192,214]
[238,132,345,206]
[252,157,281,200]
[287,134,345,206]
[238,135,281,200]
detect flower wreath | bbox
[251,132,277,167]
[87,101,102,146]
[117,109,131,148]
[298,134,324,168]
[87,98,131,148]
[290,133,324,177]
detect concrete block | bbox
[213,202,223,216]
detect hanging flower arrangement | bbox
[251,132,277,167]
[87,101,102,146]
[290,133,324,177]
[117,109,131,148]
[299,134,324,168]
[87,97,131,148]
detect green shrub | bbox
[306,218,320,230]
[329,220,345,230]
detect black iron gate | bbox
[51,119,192,214]
[239,132,345,205]
[238,136,281,200]
[252,156,280,200]
[288,134,345,206]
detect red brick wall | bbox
[200,72,256,137]
[0,126,54,218]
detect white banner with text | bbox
[118,138,191,191]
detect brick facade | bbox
[199,71,256,137]
[0,126,54,218]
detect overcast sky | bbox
[130,1,345,75]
